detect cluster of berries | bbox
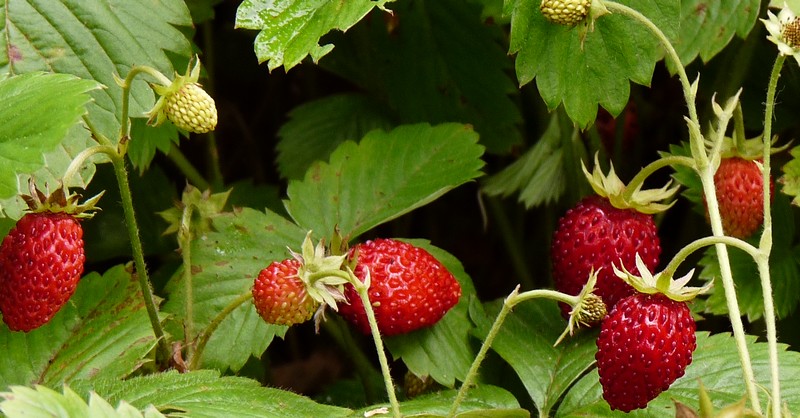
[551,155,771,411]
[252,237,462,337]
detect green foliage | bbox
[781,145,800,206]
[353,385,527,417]
[0,266,158,390]
[505,0,679,127]
[0,385,166,418]
[234,0,391,71]
[284,123,485,241]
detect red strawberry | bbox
[0,212,85,332]
[595,292,696,412]
[551,195,661,316]
[712,157,773,239]
[338,239,461,336]
[252,258,318,326]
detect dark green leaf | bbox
[384,240,478,388]
[284,123,485,240]
[276,94,394,180]
[506,0,680,127]
[470,297,597,417]
[127,118,179,174]
[234,0,390,71]
[0,266,158,390]
[353,385,526,417]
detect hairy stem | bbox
[621,155,695,203]
[659,236,760,281]
[179,203,196,361]
[190,291,252,370]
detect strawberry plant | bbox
[6,0,800,417]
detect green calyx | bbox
[555,269,606,346]
[613,254,712,302]
[582,153,679,214]
[22,179,103,219]
[293,231,351,312]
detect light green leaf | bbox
[0,72,99,200]
[673,0,760,67]
[354,385,526,417]
[0,266,158,390]
[470,297,597,417]
[0,385,166,418]
[163,208,307,371]
[0,0,193,214]
[781,145,800,206]
[557,332,800,416]
[384,240,478,388]
[276,94,394,180]
[284,123,485,240]
[234,0,390,71]
[84,370,351,418]
[506,0,680,127]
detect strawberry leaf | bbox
[127,118,180,174]
[505,0,679,127]
[0,386,166,418]
[284,123,485,241]
[353,385,525,417]
[0,73,99,202]
[234,0,390,72]
[470,297,598,417]
[75,370,351,418]
[321,0,522,154]
[384,240,478,388]
[780,145,800,206]
[672,0,760,68]
[0,0,193,215]
[162,207,305,372]
[0,266,159,390]
[556,331,800,416]
[276,94,394,180]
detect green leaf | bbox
[82,370,351,418]
[556,331,800,416]
[322,0,522,154]
[0,0,192,214]
[470,297,597,417]
[482,112,566,207]
[234,0,390,71]
[672,0,760,67]
[354,385,526,417]
[0,266,158,390]
[780,145,800,206]
[163,208,307,371]
[284,123,485,240]
[384,240,478,388]
[0,385,166,418]
[0,72,99,200]
[276,94,395,180]
[127,118,180,174]
[506,0,680,127]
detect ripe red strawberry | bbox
[551,195,661,316]
[338,239,461,336]
[0,212,85,332]
[252,258,318,326]
[595,292,696,412]
[712,157,773,239]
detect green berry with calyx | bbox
[144,56,218,134]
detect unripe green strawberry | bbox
[0,212,85,331]
[164,82,217,134]
[596,292,696,412]
[540,0,591,26]
[252,258,318,326]
[710,157,773,239]
[338,239,461,336]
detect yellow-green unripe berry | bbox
[164,83,217,134]
[540,0,591,26]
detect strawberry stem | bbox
[620,155,694,204]
[658,236,760,289]
[117,66,172,154]
[179,202,196,361]
[190,290,252,371]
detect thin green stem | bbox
[733,102,747,152]
[353,281,401,418]
[82,115,114,146]
[759,53,785,418]
[448,287,578,417]
[179,203,196,360]
[190,291,252,370]
[62,145,115,188]
[110,153,170,365]
[167,143,211,190]
[119,66,171,145]
[621,155,695,203]
[660,236,760,281]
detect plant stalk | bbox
[190,291,252,370]
[179,203,196,361]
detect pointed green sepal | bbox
[582,154,679,214]
[613,254,712,302]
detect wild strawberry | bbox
[540,0,591,26]
[551,195,661,316]
[338,239,461,337]
[164,82,217,134]
[252,258,318,326]
[0,182,100,332]
[595,292,696,412]
[711,157,773,239]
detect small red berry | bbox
[0,212,85,332]
[551,195,661,316]
[252,258,318,326]
[711,157,773,239]
[596,293,696,412]
[338,239,461,336]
